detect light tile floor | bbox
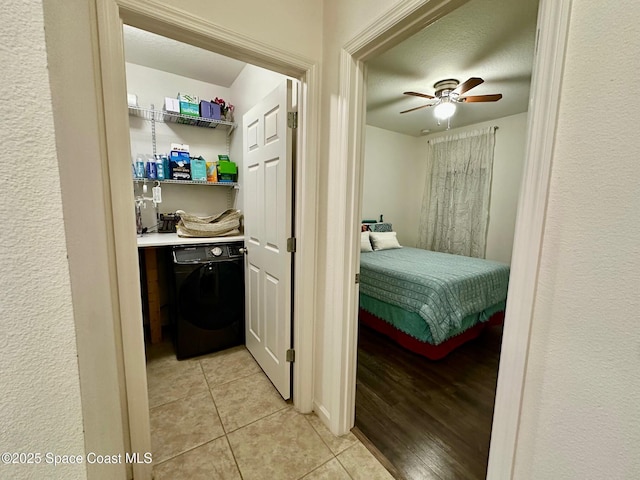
[146,341,394,480]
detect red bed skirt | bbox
[359,308,504,360]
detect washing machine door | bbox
[178,260,244,330]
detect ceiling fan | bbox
[401,77,502,120]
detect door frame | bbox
[331,0,572,478]
[94,1,319,478]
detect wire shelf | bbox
[128,106,236,134]
[133,178,239,188]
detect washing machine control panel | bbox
[203,243,245,259]
[227,244,244,257]
[174,243,245,264]
[204,245,226,259]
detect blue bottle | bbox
[162,155,170,180]
[155,154,165,180]
[146,156,157,179]
[135,155,145,178]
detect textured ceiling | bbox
[122,25,246,87]
[366,0,539,136]
[123,0,537,135]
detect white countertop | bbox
[137,233,245,248]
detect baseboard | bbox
[313,401,331,425]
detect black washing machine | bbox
[172,242,245,360]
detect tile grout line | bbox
[294,457,340,480]
[148,355,233,472]
[334,445,357,480]
[152,361,227,467]
[212,370,289,479]
[199,359,230,436]
[151,435,227,468]
[205,366,290,435]
[199,356,253,479]
[202,360,263,389]
[208,369,261,388]
[206,368,268,393]
[153,349,348,478]
[222,433,245,480]
[222,403,290,435]
[147,360,207,409]
[151,390,226,465]
[148,391,195,411]
[148,387,211,414]
[302,414,339,456]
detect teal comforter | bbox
[359,247,510,344]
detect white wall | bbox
[362,125,426,246]
[125,63,233,222]
[422,112,528,264]
[512,1,640,478]
[1,0,87,479]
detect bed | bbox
[359,243,509,360]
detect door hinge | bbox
[288,111,298,129]
[286,349,295,362]
[287,237,296,253]
[355,273,360,284]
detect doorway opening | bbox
[328,0,571,478]
[94,2,319,477]
[353,0,539,477]
[119,23,305,474]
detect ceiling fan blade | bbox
[459,93,503,103]
[453,77,484,95]
[400,103,434,114]
[403,91,435,99]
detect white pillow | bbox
[360,231,373,252]
[370,231,401,251]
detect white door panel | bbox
[243,80,294,399]
[248,264,261,341]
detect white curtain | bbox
[417,127,496,258]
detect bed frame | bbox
[359,308,505,360]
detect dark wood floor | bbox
[355,323,504,480]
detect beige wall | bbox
[422,112,528,264]
[1,0,89,479]
[155,0,322,61]
[314,0,405,423]
[2,1,322,479]
[362,125,426,247]
[513,1,640,477]
[5,0,640,478]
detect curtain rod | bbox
[426,125,499,144]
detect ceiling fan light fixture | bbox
[434,98,456,120]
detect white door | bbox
[243,81,295,399]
